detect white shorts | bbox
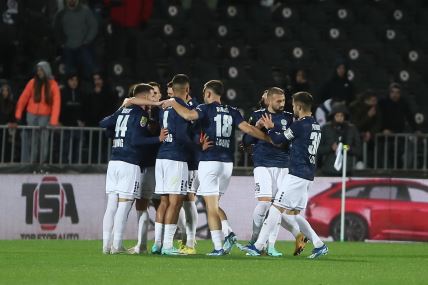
[106,160,140,199]
[273,174,312,211]
[197,161,233,196]
[138,166,156,199]
[155,159,188,195]
[188,170,199,193]
[254,167,289,198]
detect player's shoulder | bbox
[282,111,294,117]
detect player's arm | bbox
[132,128,168,146]
[99,112,118,129]
[242,113,261,146]
[122,97,162,108]
[238,121,271,143]
[261,114,293,145]
[162,99,199,121]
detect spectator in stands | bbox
[0,81,16,162]
[287,68,311,112]
[349,90,382,168]
[104,0,154,59]
[54,0,98,78]
[15,61,61,163]
[0,81,16,125]
[84,72,117,126]
[0,0,19,78]
[318,103,361,176]
[379,83,418,134]
[319,59,354,105]
[60,73,85,163]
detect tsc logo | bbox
[22,176,79,231]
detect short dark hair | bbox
[362,89,377,100]
[129,83,154,97]
[267,87,284,97]
[389,82,401,91]
[148,81,161,89]
[167,81,173,88]
[292,91,313,111]
[172,74,190,90]
[204,80,224,96]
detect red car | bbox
[306,179,428,241]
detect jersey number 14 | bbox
[115,115,129,138]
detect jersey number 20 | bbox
[115,115,129,137]
[214,114,233,137]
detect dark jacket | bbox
[349,99,382,136]
[378,97,417,133]
[0,89,15,124]
[84,86,117,126]
[60,86,85,126]
[318,104,362,176]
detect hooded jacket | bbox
[54,0,98,49]
[318,104,361,176]
[15,61,61,125]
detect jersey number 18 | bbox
[214,114,233,138]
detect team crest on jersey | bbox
[140,116,148,127]
[281,119,287,126]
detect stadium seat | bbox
[108,58,133,80]
[193,41,224,61]
[167,41,194,59]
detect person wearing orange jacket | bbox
[15,61,61,163]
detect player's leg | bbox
[204,194,224,254]
[217,162,237,253]
[251,166,275,243]
[161,160,188,255]
[153,159,167,253]
[111,162,140,254]
[102,193,118,254]
[103,161,119,254]
[128,198,149,254]
[111,196,134,253]
[181,170,198,252]
[198,161,226,255]
[162,194,184,253]
[177,207,187,247]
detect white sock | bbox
[254,206,282,251]
[210,230,223,250]
[221,220,233,237]
[154,222,164,248]
[281,214,300,238]
[162,224,178,250]
[251,201,271,242]
[268,221,281,248]
[102,194,118,250]
[177,208,186,241]
[112,200,133,249]
[295,215,324,248]
[183,201,198,247]
[136,210,149,249]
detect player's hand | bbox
[159,128,168,142]
[121,97,134,108]
[200,133,213,151]
[161,98,176,109]
[255,118,264,129]
[261,114,274,129]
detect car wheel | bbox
[331,214,368,241]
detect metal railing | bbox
[0,125,427,172]
[0,125,111,166]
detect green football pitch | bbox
[1,240,428,285]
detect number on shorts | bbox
[214,114,233,137]
[115,115,129,138]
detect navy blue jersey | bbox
[140,107,161,168]
[157,97,192,162]
[268,116,321,181]
[187,97,201,170]
[243,108,293,168]
[100,106,160,166]
[196,102,244,162]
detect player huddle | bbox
[100,74,328,258]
